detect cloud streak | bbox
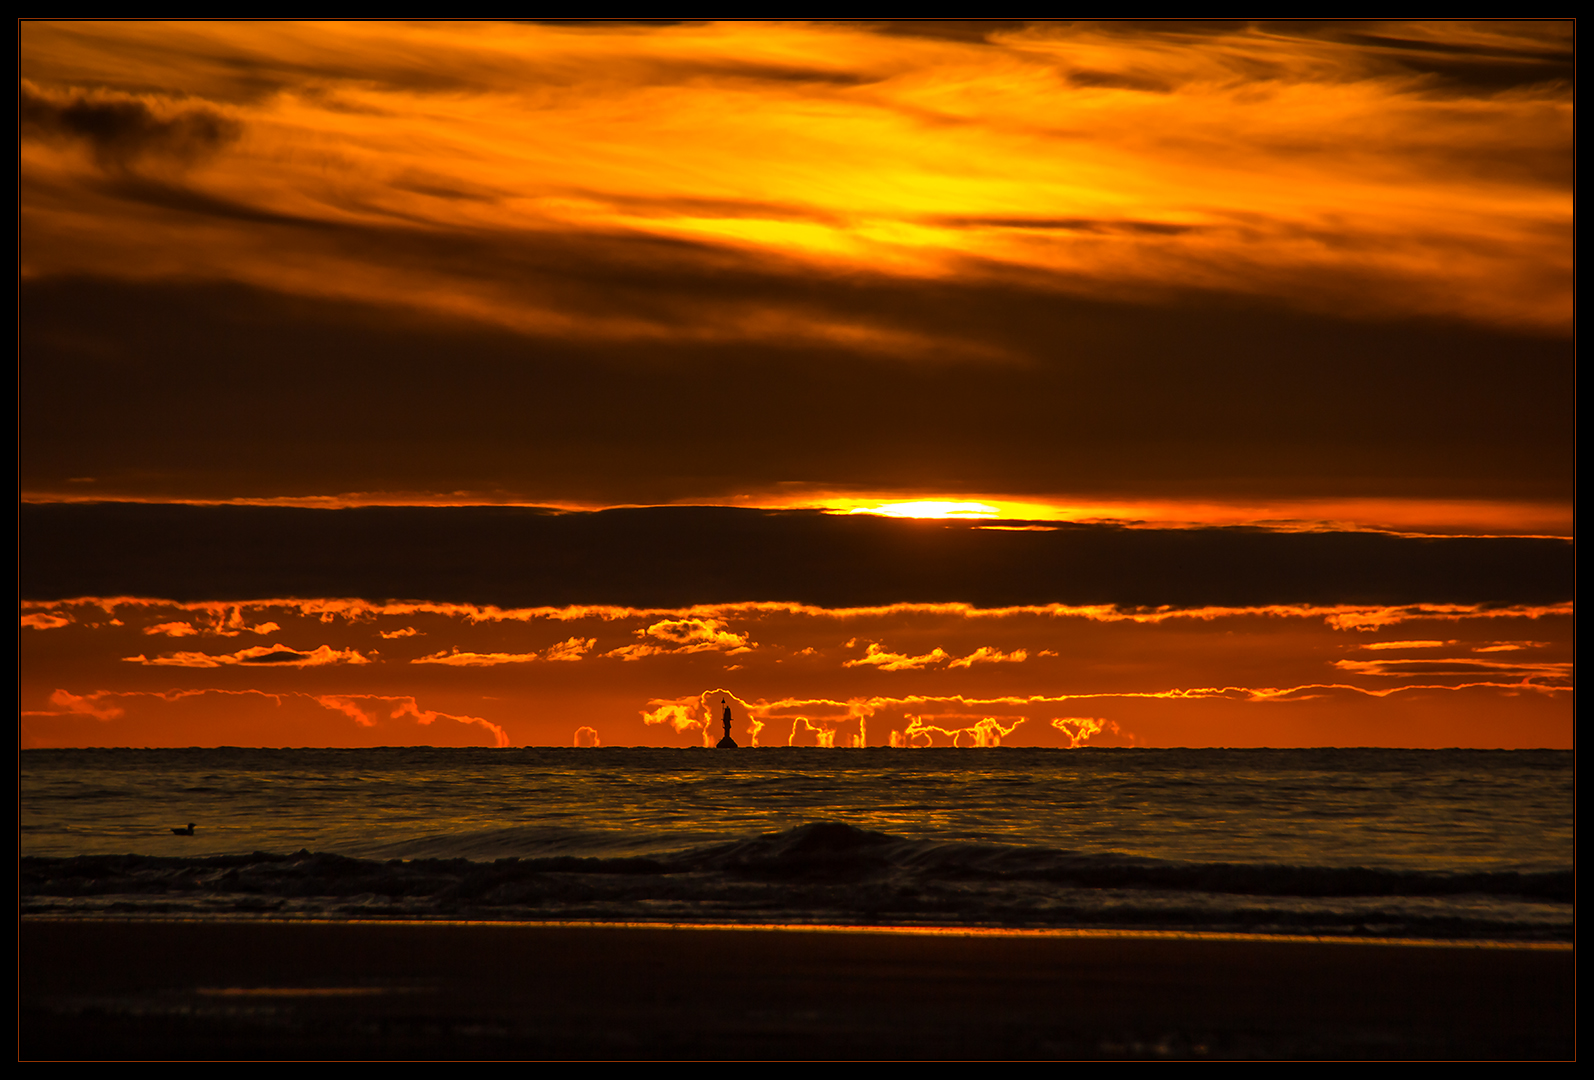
[314,694,509,746]
[411,636,595,666]
[122,643,369,668]
[20,22,1572,332]
[843,641,1027,670]
[19,505,1574,610]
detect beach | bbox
[21,919,1573,1060]
[21,749,1573,1058]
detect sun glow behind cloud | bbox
[845,501,1002,520]
[817,494,1570,536]
[19,490,1570,537]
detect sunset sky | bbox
[20,21,1573,749]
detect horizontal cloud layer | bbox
[20,593,1571,749]
[20,503,1572,608]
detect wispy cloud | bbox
[411,636,595,665]
[122,643,369,667]
[21,21,1572,334]
[606,617,754,660]
[314,693,508,746]
[843,641,1027,670]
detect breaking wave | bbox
[21,822,1572,941]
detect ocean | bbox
[21,746,1572,942]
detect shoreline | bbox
[22,917,1574,1059]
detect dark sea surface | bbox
[20,747,1573,942]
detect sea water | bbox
[20,747,1572,941]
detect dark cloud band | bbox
[19,276,1572,509]
[21,85,240,172]
[20,503,1572,608]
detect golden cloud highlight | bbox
[20,687,515,749]
[606,617,754,660]
[42,689,125,721]
[844,642,951,671]
[20,19,1571,359]
[22,687,288,722]
[1360,639,1449,650]
[122,643,370,668]
[844,641,1028,671]
[1331,657,1571,684]
[313,694,509,747]
[892,716,1025,749]
[642,689,771,747]
[640,700,703,734]
[21,593,1570,748]
[652,692,1085,749]
[947,646,1029,669]
[1049,717,1128,749]
[411,636,595,666]
[142,621,200,637]
[25,595,1571,632]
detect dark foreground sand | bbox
[20,920,1573,1060]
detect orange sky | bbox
[19,22,1573,748]
[21,21,1571,335]
[21,596,1572,749]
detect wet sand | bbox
[20,920,1573,1059]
